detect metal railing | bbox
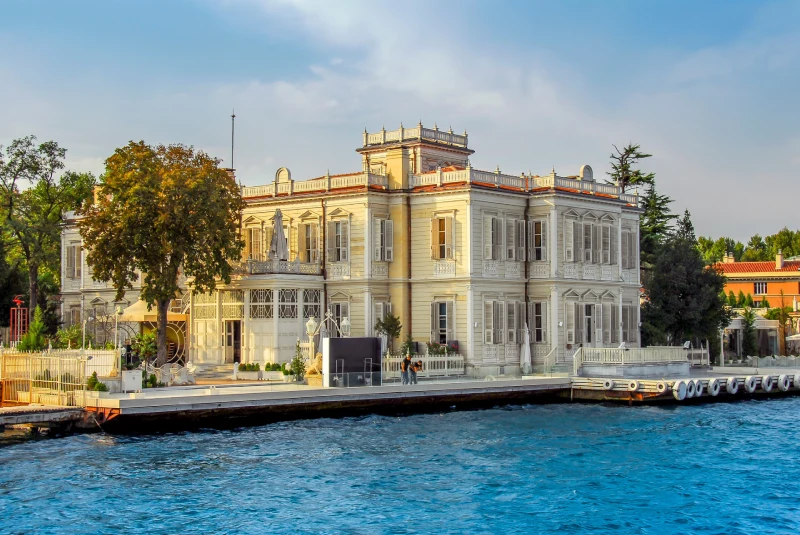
[573,346,694,375]
[1,351,88,407]
[382,354,465,380]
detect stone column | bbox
[273,287,280,363]
[466,284,474,366]
[242,288,250,363]
[618,288,624,345]
[550,286,559,365]
[550,204,558,278]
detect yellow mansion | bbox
[61,123,642,374]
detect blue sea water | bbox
[2,398,800,534]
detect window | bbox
[299,223,320,263]
[528,220,548,261]
[565,219,575,262]
[329,302,349,338]
[505,220,516,261]
[327,220,349,262]
[303,289,321,319]
[621,229,637,269]
[431,300,454,344]
[754,282,767,295]
[583,223,593,263]
[483,216,503,260]
[602,226,611,264]
[66,243,82,279]
[506,302,517,343]
[483,300,504,345]
[69,306,81,327]
[278,289,297,319]
[621,304,638,344]
[431,217,454,259]
[566,219,617,264]
[373,218,394,262]
[221,290,244,319]
[245,227,263,260]
[249,289,273,319]
[516,220,526,261]
[531,302,547,343]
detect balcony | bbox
[409,167,639,204]
[244,259,322,275]
[363,123,468,148]
[241,172,387,199]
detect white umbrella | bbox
[520,323,532,375]
[268,209,289,260]
[786,334,800,341]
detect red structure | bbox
[10,295,28,343]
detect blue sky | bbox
[2,0,798,240]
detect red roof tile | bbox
[716,261,800,274]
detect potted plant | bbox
[263,362,285,381]
[236,362,262,381]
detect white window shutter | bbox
[445,301,454,342]
[494,218,503,260]
[386,302,392,315]
[527,220,534,261]
[373,218,383,262]
[445,216,454,259]
[506,302,516,344]
[611,227,618,265]
[541,303,548,343]
[310,224,319,263]
[484,301,493,345]
[565,220,573,262]
[385,219,393,262]
[517,220,525,262]
[431,302,437,342]
[575,303,584,345]
[495,301,504,345]
[567,303,575,344]
[584,223,593,263]
[595,304,603,346]
[430,218,437,259]
[297,224,306,262]
[603,303,611,344]
[621,231,629,269]
[76,247,82,278]
[326,222,335,262]
[374,302,384,334]
[341,220,349,262]
[506,219,515,261]
[67,246,75,279]
[593,225,601,265]
[541,221,548,261]
[483,216,493,260]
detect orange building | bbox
[717,251,800,354]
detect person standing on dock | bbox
[401,354,412,385]
[409,360,418,385]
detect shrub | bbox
[18,306,46,352]
[87,371,99,390]
[238,363,247,372]
[94,381,109,392]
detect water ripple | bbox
[2,398,800,533]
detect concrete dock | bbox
[85,377,571,432]
[0,406,86,433]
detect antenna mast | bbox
[231,109,236,170]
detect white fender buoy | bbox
[685,380,696,398]
[794,373,800,390]
[603,379,615,390]
[707,378,720,396]
[627,380,640,392]
[656,381,667,394]
[778,374,790,392]
[672,380,687,401]
[761,375,773,392]
[744,376,757,394]
[694,380,704,397]
[726,377,739,394]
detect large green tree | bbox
[0,136,95,314]
[607,143,655,193]
[79,141,244,365]
[638,180,675,272]
[641,210,732,346]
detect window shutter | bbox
[340,220,349,262]
[629,232,637,270]
[541,221,548,261]
[445,216,454,259]
[517,220,526,262]
[67,246,75,279]
[575,303,584,345]
[495,301,504,345]
[373,218,383,262]
[374,302,384,334]
[326,222,335,263]
[253,228,262,260]
[565,220,573,262]
[76,247,82,278]
[593,225,601,265]
[386,302,392,315]
[494,218,503,260]
[611,305,619,343]
[621,231,629,269]
[484,301,493,345]
[517,301,525,344]
[310,224,319,263]
[431,302,437,342]
[583,223,592,263]
[603,303,611,344]
[506,219,515,261]
[566,303,575,344]
[541,303,548,343]
[611,227,618,265]
[574,221,583,262]
[298,226,306,262]
[483,216,493,260]
[385,219,393,262]
[595,304,603,346]
[445,301,454,342]
[430,218,438,259]
[602,226,610,264]
[506,302,516,344]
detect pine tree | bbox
[606,143,655,193]
[727,291,737,307]
[741,308,758,356]
[639,181,675,273]
[737,291,747,308]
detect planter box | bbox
[282,374,295,383]
[306,375,322,387]
[236,371,262,381]
[262,371,285,381]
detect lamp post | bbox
[115,305,124,349]
[82,312,95,351]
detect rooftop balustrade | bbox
[363,123,468,148]
[241,172,387,199]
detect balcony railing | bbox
[245,259,321,275]
[363,124,468,148]
[241,172,387,198]
[409,167,639,204]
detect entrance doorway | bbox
[584,304,595,348]
[224,320,241,363]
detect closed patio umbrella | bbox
[268,209,289,261]
[520,323,532,375]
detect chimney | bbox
[776,249,784,270]
[723,252,735,264]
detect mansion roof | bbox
[717,261,800,275]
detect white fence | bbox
[382,354,465,380]
[573,347,690,374]
[1,351,88,407]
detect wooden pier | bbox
[0,406,86,434]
